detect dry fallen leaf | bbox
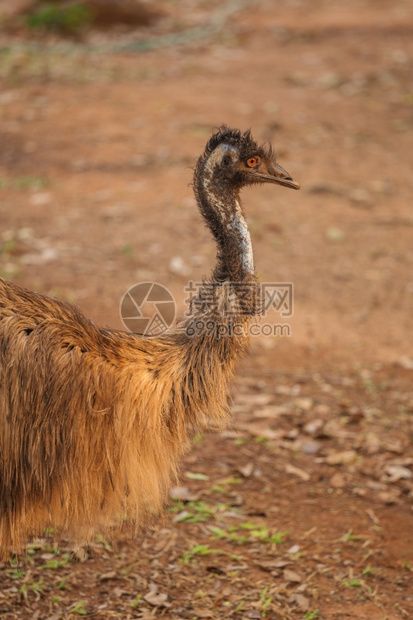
[192,609,214,618]
[325,450,357,465]
[376,489,401,505]
[136,612,157,620]
[384,465,412,482]
[113,588,129,598]
[362,432,381,454]
[301,440,323,455]
[144,582,170,607]
[235,393,273,407]
[238,462,254,477]
[398,355,413,370]
[74,546,89,562]
[99,571,117,582]
[239,422,281,440]
[303,418,325,436]
[283,569,302,583]
[288,592,310,610]
[275,384,301,396]
[256,559,291,571]
[347,406,365,422]
[366,508,380,525]
[288,544,301,555]
[256,560,284,572]
[330,472,347,488]
[253,405,290,418]
[285,463,310,481]
[169,485,199,501]
[294,397,313,411]
[383,439,403,454]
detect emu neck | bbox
[197,177,254,283]
[227,203,254,276]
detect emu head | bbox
[200,126,300,192]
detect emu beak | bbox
[252,162,301,190]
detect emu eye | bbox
[247,156,259,168]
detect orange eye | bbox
[247,156,259,168]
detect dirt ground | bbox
[0,0,413,618]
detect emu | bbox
[0,126,299,555]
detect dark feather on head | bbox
[203,125,273,163]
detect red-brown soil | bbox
[0,1,412,618]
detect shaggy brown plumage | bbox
[0,126,299,556]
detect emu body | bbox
[0,127,299,554]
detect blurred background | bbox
[1,0,412,365]
[1,3,413,617]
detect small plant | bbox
[26,3,94,34]
[342,578,362,588]
[342,530,363,542]
[185,471,209,481]
[0,239,16,258]
[41,554,72,570]
[210,484,227,493]
[0,176,48,190]
[234,437,248,446]
[221,477,242,485]
[19,578,45,597]
[180,543,240,563]
[58,578,67,590]
[209,521,288,546]
[122,243,133,259]
[30,579,45,593]
[305,611,320,620]
[192,432,205,444]
[130,594,142,608]
[209,526,249,545]
[172,500,215,523]
[44,527,57,534]
[69,600,88,615]
[170,499,237,524]
[254,435,269,444]
[18,583,27,598]
[9,568,25,580]
[239,521,288,544]
[96,533,112,551]
[260,586,273,617]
